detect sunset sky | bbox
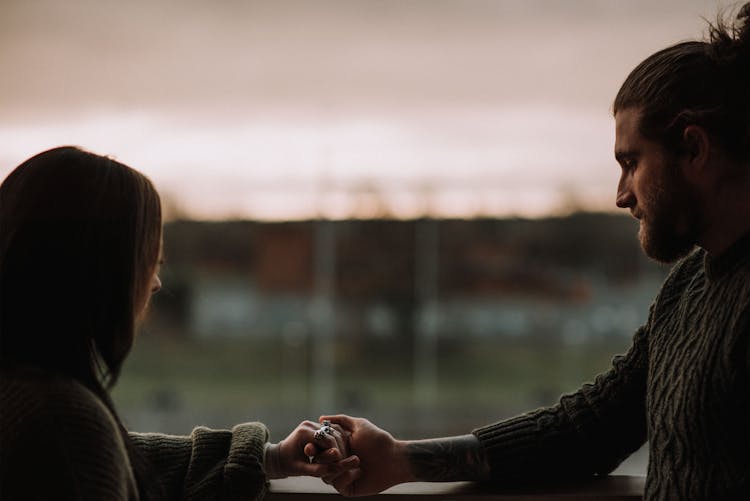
[0,0,729,219]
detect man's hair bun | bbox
[739,2,750,48]
[709,2,750,65]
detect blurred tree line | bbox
[149,212,665,341]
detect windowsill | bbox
[268,475,646,499]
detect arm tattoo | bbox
[406,434,490,482]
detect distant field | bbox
[114,334,633,438]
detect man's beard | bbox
[638,169,702,264]
[639,213,697,263]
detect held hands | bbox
[267,415,414,496]
[287,415,486,496]
[264,420,359,480]
[304,415,413,497]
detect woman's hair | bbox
[0,146,163,499]
[0,146,162,386]
[613,2,750,165]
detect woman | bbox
[0,146,356,500]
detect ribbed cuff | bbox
[223,422,270,501]
[473,412,541,475]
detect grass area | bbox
[113,334,632,436]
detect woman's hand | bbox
[264,420,359,479]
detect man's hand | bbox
[305,415,413,496]
[305,415,491,497]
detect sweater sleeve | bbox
[129,422,269,501]
[472,319,650,484]
[470,251,709,484]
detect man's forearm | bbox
[404,434,490,482]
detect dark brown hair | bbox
[0,146,161,385]
[0,146,163,499]
[613,3,750,164]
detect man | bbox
[307,4,750,499]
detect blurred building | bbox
[148,213,668,343]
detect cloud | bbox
[0,0,712,117]
[0,0,723,219]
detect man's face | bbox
[614,108,703,263]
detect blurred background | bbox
[2,0,730,476]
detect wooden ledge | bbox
[268,475,645,500]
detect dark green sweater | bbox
[0,371,269,500]
[474,232,750,500]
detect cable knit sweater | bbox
[473,231,750,500]
[0,370,269,500]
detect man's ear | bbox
[681,125,711,180]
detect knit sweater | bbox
[0,370,269,500]
[473,231,750,499]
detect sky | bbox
[0,0,731,220]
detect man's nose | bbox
[616,172,635,209]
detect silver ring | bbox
[322,420,331,427]
[313,429,326,441]
[321,425,334,435]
